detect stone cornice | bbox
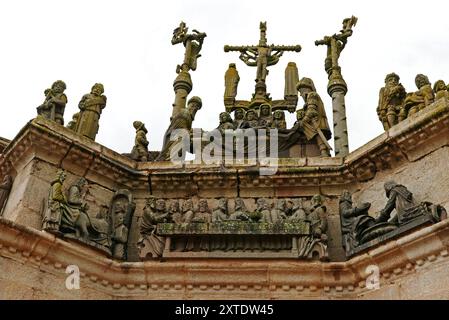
[0,98,448,195]
[1,216,449,298]
[0,117,147,191]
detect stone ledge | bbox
[1,216,449,298]
[1,99,449,193]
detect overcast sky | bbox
[1,0,448,156]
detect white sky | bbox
[1,0,449,155]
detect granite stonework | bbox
[2,217,449,299]
[0,97,449,298]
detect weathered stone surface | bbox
[352,146,449,214]
[2,217,449,299]
[0,85,449,298]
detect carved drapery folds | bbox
[76,83,107,141]
[138,196,329,261]
[339,183,447,257]
[41,170,135,260]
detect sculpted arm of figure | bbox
[78,95,88,111]
[100,95,107,109]
[377,88,384,120]
[239,50,257,66]
[49,94,67,107]
[377,191,397,223]
[137,133,149,146]
[304,104,319,125]
[247,47,258,55]
[423,86,435,106]
[142,208,157,228]
[157,211,170,222]
[341,205,358,219]
[267,50,283,66]
[51,183,66,203]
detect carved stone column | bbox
[172,70,193,118]
[327,67,349,157]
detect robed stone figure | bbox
[296,77,332,156]
[76,83,107,140]
[157,96,202,161]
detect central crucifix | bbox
[224,22,301,109]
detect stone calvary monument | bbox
[1,17,449,300]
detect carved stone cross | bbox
[224,22,301,83]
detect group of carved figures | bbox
[134,74,334,162]
[377,73,449,130]
[155,76,333,161]
[35,171,448,261]
[217,105,287,131]
[36,80,107,141]
[41,170,135,260]
[137,195,328,259]
[217,77,332,156]
[140,195,327,224]
[35,80,153,162]
[339,181,447,256]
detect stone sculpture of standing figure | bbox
[157,96,202,161]
[36,80,68,125]
[172,21,207,73]
[297,194,328,260]
[284,62,300,102]
[42,170,67,232]
[224,63,240,104]
[76,83,107,140]
[339,190,375,255]
[315,16,357,79]
[111,211,128,259]
[138,197,170,259]
[0,175,13,216]
[131,121,149,162]
[376,73,406,130]
[297,77,332,156]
